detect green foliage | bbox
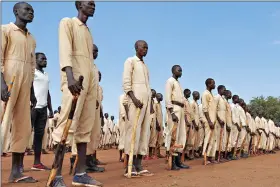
[248,96,280,123]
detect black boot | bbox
[175,153,190,169]
[135,155,143,172]
[86,155,105,173]
[171,156,180,170]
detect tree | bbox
[248,96,280,123]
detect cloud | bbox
[272,40,280,45]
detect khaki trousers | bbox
[1,118,11,153]
[166,105,186,153]
[42,126,48,150]
[124,98,151,156]
[230,125,239,149]
[149,114,157,148]
[202,122,217,157]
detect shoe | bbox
[175,153,190,169]
[86,155,105,173]
[31,163,51,171]
[52,176,66,187]
[171,156,180,170]
[94,159,106,165]
[72,173,103,187]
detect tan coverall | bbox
[165,77,186,153]
[225,100,233,152]
[149,98,157,148]
[190,100,201,151]
[202,90,217,157]
[215,95,227,152]
[237,105,247,150]
[184,98,194,152]
[155,100,164,148]
[198,104,206,148]
[52,17,95,145]
[230,103,240,149]
[261,117,268,150]
[118,94,127,150]
[1,23,36,153]
[123,55,151,156]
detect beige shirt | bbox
[246,112,252,130]
[155,100,163,127]
[59,17,94,89]
[231,103,240,126]
[122,55,150,103]
[268,120,274,134]
[250,118,256,133]
[184,98,194,123]
[199,103,207,125]
[261,117,268,134]
[191,100,200,126]
[202,90,217,123]
[1,22,36,78]
[238,105,247,127]
[215,94,227,122]
[165,77,184,109]
[255,116,261,130]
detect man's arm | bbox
[202,93,214,129]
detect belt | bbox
[171,101,184,108]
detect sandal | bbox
[138,170,154,177]
[203,161,213,165]
[9,176,37,183]
[124,171,139,178]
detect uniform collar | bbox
[10,22,30,34]
[73,17,87,26]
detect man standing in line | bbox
[118,94,127,162]
[202,78,217,165]
[51,1,102,186]
[155,93,165,158]
[1,2,37,183]
[122,40,153,177]
[31,52,54,170]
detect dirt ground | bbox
[2,149,280,187]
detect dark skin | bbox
[34,53,54,118]
[168,66,182,123]
[127,40,148,109]
[150,89,156,114]
[192,91,200,131]
[232,95,241,132]
[204,80,215,130]
[6,2,37,183]
[184,90,195,128]
[62,0,95,176]
[216,87,226,129]
[225,90,232,132]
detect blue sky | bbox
[2,2,280,120]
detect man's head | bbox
[36,52,47,68]
[104,113,108,119]
[151,89,156,98]
[217,85,226,96]
[58,106,61,113]
[225,90,232,100]
[75,1,95,17]
[13,2,34,23]
[111,116,114,121]
[172,65,182,78]
[192,91,200,101]
[205,78,215,90]
[239,98,245,106]
[156,93,163,102]
[98,71,101,82]
[184,89,191,99]
[54,110,58,114]
[93,44,98,60]
[232,95,239,104]
[135,40,148,58]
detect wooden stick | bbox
[127,107,141,178]
[46,76,83,187]
[204,130,213,165]
[1,76,15,124]
[217,127,224,162]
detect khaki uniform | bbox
[260,117,268,150]
[201,90,217,157]
[1,103,11,153]
[268,120,275,151]
[230,103,240,149]
[225,100,233,151]
[184,98,194,151]
[103,118,110,145]
[164,111,171,151]
[237,105,247,149]
[254,116,262,149]
[165,77,186,153]
[1,23,36,153]
[42,119,49,150]
[149,98,157,148]
[52,17,95,145]
[118,94,127,150]
[198,104,206,147]
[155,100,164,147]
[191,100,202,151]
[123,55,151,155]
[215,94,227,152]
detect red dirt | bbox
[2,149,280,187]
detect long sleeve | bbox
[59,18,73,71]
[1,25,7,73]
[202,93,210,113]
[239,107,246,127]
[122,58,133,94]
[119,95,126,118]
[165,79,173,109]
[31,40,36,80]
